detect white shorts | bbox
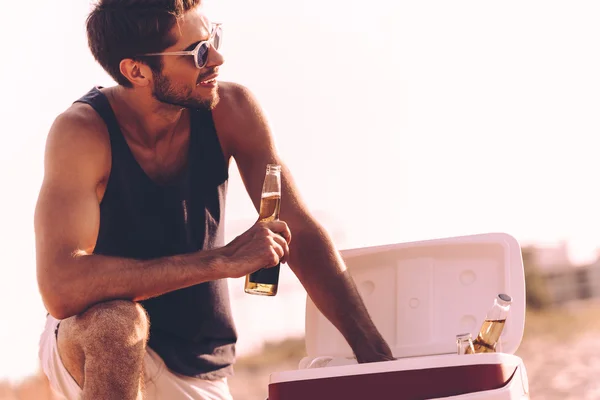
[39,315,234,400]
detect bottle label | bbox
[249,264,281,285]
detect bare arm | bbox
[35,106,289,320]
[214,82,394,363]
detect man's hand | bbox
[220,220,292,279]
[354,335,396,363]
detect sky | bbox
[0,0,599,381]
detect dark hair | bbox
[86,0,202,87]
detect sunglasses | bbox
[141,23,222,69]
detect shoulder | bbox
[212,81,273,158]
[44,102,111,181]
[48,102,109,147]
[215,81,256,110]
[213,81,263,126]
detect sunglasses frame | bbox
[141,22,222,69]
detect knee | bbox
[75,300,149,348]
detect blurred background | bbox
[0,0,599,399]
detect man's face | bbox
[151,9,224,110]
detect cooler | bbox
[268,232,530,399]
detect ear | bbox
[119,58,153,87]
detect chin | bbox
[192,85,217,105]
[204,89,220,110]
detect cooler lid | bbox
[305,232,526,358]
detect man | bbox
[35,1,394,399]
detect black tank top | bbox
[75,87,237,379]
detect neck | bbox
[107,85,186,147]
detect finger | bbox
[270,235,286,262]
[267,220,292,244]
[272,234,290,264]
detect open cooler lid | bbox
[305,232,526,359]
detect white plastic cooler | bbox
[268,233,530,399]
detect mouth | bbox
[197,75,218,87]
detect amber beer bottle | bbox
[244,164,282,296]
[467,294,512,354]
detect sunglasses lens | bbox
[213,26,222,50]
[196,43,209,67]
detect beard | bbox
[152,72,219,110]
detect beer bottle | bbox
[467,293,512,354]
[244,164,282,296]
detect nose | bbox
[205,44,224,69]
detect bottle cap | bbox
[498,293,512,304]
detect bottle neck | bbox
[486,299,511,321]
[262,166,281,195]
[266,164,281,174]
